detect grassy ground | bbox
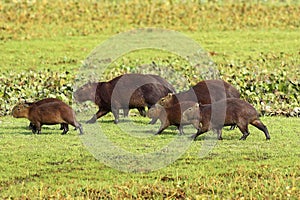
[1,0,300,199]
[0,115,299,199]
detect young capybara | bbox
[24,98,64,130]
[147,101,199,135]
[12,101,83,135]
[182,98,270,140]
[73,73,176,124]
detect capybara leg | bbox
[149,117,158,125]
[190,129,205,140]
[31,125,37,134]
[229,125,236,130]
[123,108,129,118]
[86,115,97,124]
[138,107,146,117]
[214,129,223,140]
[62,124,69,135]
[73,121,84,135]
[60,124,64,130]
[77,124,84,135]
[112,108,119,124]
[35,122,42,134]
[154,123,168,135]
[251,119,270,140]
[178,125,184,135]
[237,125,250,140]
[28,122,34,130]
[86,109,109,124]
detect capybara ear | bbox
[195,103,200,108]
[167,93,173,97]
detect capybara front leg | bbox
[35,122,42,134]
[154,123,168,135]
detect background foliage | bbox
[1,0,299,116]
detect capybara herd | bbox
[12,73,270,141]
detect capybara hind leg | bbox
[62,124,69,135]
[86,115,97,124]
[74,121,83,135]
[251,119,270,140]
[237,125,250,140]
[60,124,64,130]
[190,129,205,140]
[86,109,109,124]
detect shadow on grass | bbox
[1,124,68,135]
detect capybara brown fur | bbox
[157,80,240,107]
[182,98,270,140]
[24,98,64,130]
[12,101,83,135]
[74,73,176,124]
[156,79,240,130]
[147,101,199,135]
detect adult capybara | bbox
[182,98,270,140]
[147,101,198,135]
[74,73,176,124]
[157,79,240,107]
[24,98,64,130]
[12,101,83,135]
[156,79,240,129]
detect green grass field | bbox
[0,115,299,199]
[1,1,300,199]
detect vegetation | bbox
[0,0,299,199]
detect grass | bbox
[1,0,300,198]
[0,114,299,199]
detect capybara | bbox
[157,79,240,106]
[156,79,240,129]
[182,98,270,140]
[12,101,83,135]
[74,73,176,124]
[24,98,64,130]
[147,101,199,135]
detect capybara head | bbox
[157,93,175,107]
[12,103,30,118]
[73,82,98,103]
[182,103,200,122]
